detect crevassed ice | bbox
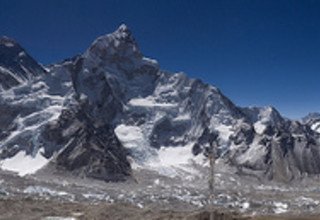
[145,142,206,177]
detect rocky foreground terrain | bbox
[0,165,320,219]
[0,25,320,219]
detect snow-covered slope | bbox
[312,122,320,133]
[0,25,320,182]
[0,57,73,173]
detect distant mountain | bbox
[0,37,45,90]
[0,25,319,182]
[302,112,320,134]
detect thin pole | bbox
[209,141,215,220]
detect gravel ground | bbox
[0,165,319,220]
[0,198,319,220]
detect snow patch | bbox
[129,96,177,108]
[114,125,144,149]
[24,186,69,197]
[236,138,266,165]
[294,196,320,207]
[141,57,159,68]
[0,66,24,84]
[173,114,191,122]
[240,202,250,212]
[215,124,233,141]
[3,42,14,47]
[18,51,26,57]
[0,148,48,176]
[254,121,266,135]
[311,121,320,133]
[273,202,288,214]
[146,143,205,177]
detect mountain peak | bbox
[85,24,142,63]
[112,24,135,43]
[0,36,19,48]
[117,24,130,33]
[302,112,320,123]
[0,36,45,90]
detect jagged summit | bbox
[242,106,283,124]
[87,24,139,56]
[0,36,45,90]
[0,36,19,48]
[117,23,129,31]
[82,25,150,78]
[115,24,133,38]
[0,36,23,54]
[111,24,135,44]
[83,24,158,81]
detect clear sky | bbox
[1,0,319,119]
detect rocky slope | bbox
[0,24,319,182]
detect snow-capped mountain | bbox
[302,113,320,134]
[0,37,45,90]
[0,24,320,182]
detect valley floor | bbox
[0,198,318,220]
[0,165,320,220]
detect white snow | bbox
[240,202,250,212]
[294,196,320,207]
[18,51,26,57]
[0,148,48,176]
[154,179,160,185]
[236,138,266,165]
[148,145,191,168]
[141,57,159,68]
[3,42,14,47]
[273,202,288,214]
[0,66,24,84]
[24,186,69,197]
[146,142,205,177]
[137,203,144,208]
[254,121,266,135]
[0,105,63,148]
[311,121,320,133]
[173,114,191,122]
[129,96,177,108]
[114,125,144,149]
[259,106,275,119]
[215,124,233,141]
[20,64,33,78]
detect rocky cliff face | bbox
[0,25,319,182]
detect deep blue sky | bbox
[1,0,319,119]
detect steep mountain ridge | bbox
[0,36,46,90]
[0,25,319,182]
